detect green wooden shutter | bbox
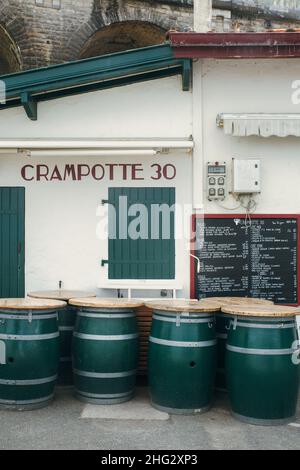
[108,187,175,279]
[0,188,25,298]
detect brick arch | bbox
[0,24,22,74]
[79,21,166,59]
[68,0,190,61]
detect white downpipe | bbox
[192,0,212,210]
[192,61,204,211]
[194,0,212,33]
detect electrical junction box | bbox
[207,161,227,201]
[232,158,261,194]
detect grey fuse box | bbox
[232,158,261,194]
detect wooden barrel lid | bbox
[145,299,220,313]
[28,290,96,301]
[206,297,274,307]
[0,298,67,310]
[221,304,300,318]
[69,297,144,309]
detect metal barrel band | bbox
[79,308,133,314]
[232,321,296,329]
[151,402,211,415]
[0,313,58,320]
[235,315,294,323]
[59,326,74,332]
[76,390,133,399]
[0,332,59,341]
[75,390,134,405]
[0,374,58,386]
[154,309,214,320]
[73,332,138,341]
[226,344,300,356]
[73,368,137,378]
[77,312,135,319]
[149,336,217,348]
[0,308,61,315]
[231,411,296,426]
[152,314,214,324]
[0,394,54,405]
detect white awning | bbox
[0,138,193,157]
[0,138,193,150]
[217,113,300,138]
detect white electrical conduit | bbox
[0,139,194,150]
[27,150,159,158]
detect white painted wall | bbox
[200,59,300,214]
[1,60,298,299]
[0,76,193,297]
[0,76,192,138]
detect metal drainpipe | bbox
[194,0,212,32]
[192,1,212,211]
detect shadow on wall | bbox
[79,21,166,58]
[0,24,22,75]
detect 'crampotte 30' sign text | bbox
[21,163,176,182]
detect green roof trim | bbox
[0,44,191,120]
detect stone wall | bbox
[0,24,22,73]
[0,0,299,74]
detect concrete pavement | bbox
[0,387,299,450]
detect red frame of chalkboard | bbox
[190,214,300,306]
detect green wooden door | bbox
[0,188,25,298]
[107,187,175,279]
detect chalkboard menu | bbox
[194,217,299,304]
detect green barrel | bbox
[208,298,274,392]
[147,300,219,414]
[0,298,65,410]
[225,304,300,425]
[70,298,142,404]
[28,291,96,387]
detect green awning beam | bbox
[0,44,192,120]
[20,92,37,121]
